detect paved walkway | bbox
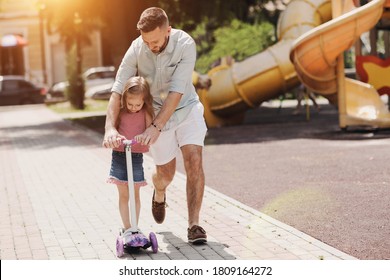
[0,105,356,260]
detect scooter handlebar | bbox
[123,139,137,145]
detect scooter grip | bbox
[123,139,137,145]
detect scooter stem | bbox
[124,141,138,232]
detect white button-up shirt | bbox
[112,28,200,129]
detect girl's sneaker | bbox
[122,227,142,237]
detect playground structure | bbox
[198,0,390,129]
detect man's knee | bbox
[182,146,203,174]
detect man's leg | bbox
[151,158,176,224]
[152,158,176,203]
[181,144,205,228]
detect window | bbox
[3,80,19,91]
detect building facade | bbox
[0,0,104,86]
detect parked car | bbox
[0,75,46,106]
[46,66,116,101]
[85,82,114,100]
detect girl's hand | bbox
[103,129,126,148]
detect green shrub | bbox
[192,19,276,73]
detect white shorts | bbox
[150,102,207,165]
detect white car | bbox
[85,82,114,100]
[47,66,115,100]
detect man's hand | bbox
[137,125,161,146]
[134,134,144,144]
[103,128,126,148]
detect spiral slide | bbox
[199,0,333,127]
[290,0,390,129]
[200,0,390,129]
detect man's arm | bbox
[103,92,124,148]
[138,92,182,146]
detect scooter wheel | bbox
[116,236,124,257]
[149,232,158,253]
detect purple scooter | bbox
[116,140,158,257]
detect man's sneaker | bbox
[187,225,207,244]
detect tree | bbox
[193,19,275,73]
[153,0,261,32]
[39,0,106,109]
[154,0,288,30]
[99,0,153,67]
[153,0,280,73]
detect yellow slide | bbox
[199,0,333,127]
[290,0,390,129]
[200,0,390,129]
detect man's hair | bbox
[137,7,169,32]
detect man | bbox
[103,7,208,244]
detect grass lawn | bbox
[47,99,108,135]
[47,99,108,115]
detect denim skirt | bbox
[107,151,146,186]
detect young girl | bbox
[106,76,154,232]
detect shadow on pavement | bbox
[1,121,101,151]
[205,104,390,145]
[116,231,237,260]
[158,231,237,260]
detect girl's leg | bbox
[116,184,130,230]
[134,185,141,225]
[118,184,142,229]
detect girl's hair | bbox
[120,76,154,119]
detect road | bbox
[175,100,390,260]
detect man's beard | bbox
[152,36,169,54]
